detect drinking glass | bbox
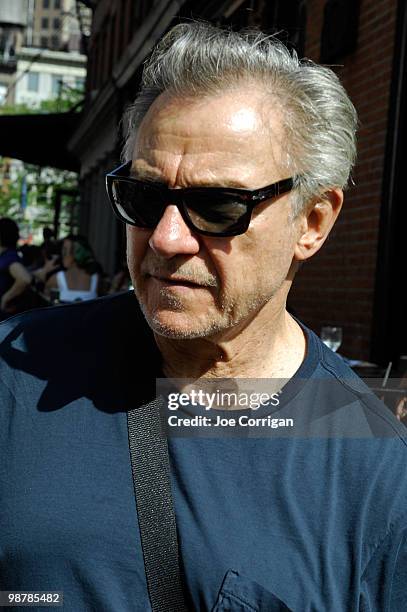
[321,326,342,352]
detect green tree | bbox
[0,168,24,220]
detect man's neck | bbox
[155,302,307,383]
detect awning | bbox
[0,111,81,171]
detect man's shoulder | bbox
[0,291,139,378]
[0,292,160,411]
[0,292,141,343]
[295,326,407,541]
[299,324,407,443]
[0,292,158,367]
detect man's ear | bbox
[294,188,343,262]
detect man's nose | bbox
[148,204,200,258]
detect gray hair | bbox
[122,21,358,214]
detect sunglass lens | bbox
[112,180,165,227]
[185,194,249,234]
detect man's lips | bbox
[148,274,207,288]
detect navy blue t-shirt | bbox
[1,292,407,611]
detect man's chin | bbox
[140,308,225,340]
[146,316,210,340]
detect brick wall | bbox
[288,0,397,360]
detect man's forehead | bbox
[132,89,287,186]
[142,92,261,130]
[136,88,285,145]
[130,157,255,188]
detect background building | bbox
[26,0,91,53]
[287,0,406,366]
[0,0,28,104]
[1,0,90,106]
[0,0,90,241]
[9,46,86,107]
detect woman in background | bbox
[45,235,101,303]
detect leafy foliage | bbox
[0,84,84,115]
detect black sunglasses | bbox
[106,161,295,237]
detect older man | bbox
[1,22,406,612]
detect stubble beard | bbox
[135,283,233,339]
[133,278,280,340]
[129,251,287,340]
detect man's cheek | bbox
[127,230,149,270]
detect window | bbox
[75,77,85,90]
[53,18,60,30]
[51,35,59,49]
[43,0,49,8]
[320,0,359,62]
[27,72,39,92]
[41,17,49,29]
[51,74,63,95]
[54,0,61,7]
[40,36,48,48]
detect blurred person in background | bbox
[41,227,59,262]
[0,218,31,320]
[33,227,62,285]
[33,239,63,287]
[45,234,101,302]
[20,244,45,273]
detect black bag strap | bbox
[127,397,189,612]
